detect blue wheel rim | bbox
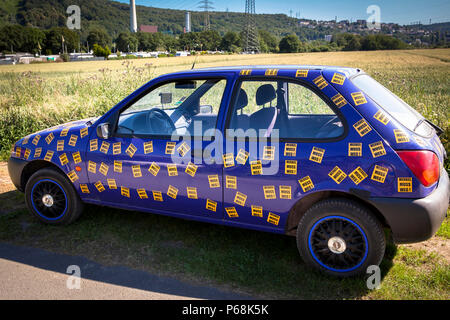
[308,215,369,273]
[31,179,68,220]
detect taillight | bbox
[397,150,440,187]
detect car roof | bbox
[169,65,361,77]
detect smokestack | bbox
[185,11,191,33]
[130,0,137,32]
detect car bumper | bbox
[7,157,28,192]
[368,168,449,244]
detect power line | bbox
[198,0,214,30]
[243,0,259,53]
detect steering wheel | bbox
[147,109,176,135]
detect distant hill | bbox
[1,0,449,42]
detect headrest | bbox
[235,89,248,110]
[256,84,276,106]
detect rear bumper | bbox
[7,157,28,192]
[368,168,449,244]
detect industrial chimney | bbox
[130,0,137,32]
[185,11,191,33]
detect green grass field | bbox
[0,49,449,299]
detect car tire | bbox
[25,167,83,225]
[296,198,385,277]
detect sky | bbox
[116,0,450,25]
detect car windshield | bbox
[352,74,433,136]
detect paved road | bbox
[0,243,254,300]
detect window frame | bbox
[223,76,348,143]
[111,76,229,140]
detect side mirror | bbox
[96,123,110,139]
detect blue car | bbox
[8,65,449,276]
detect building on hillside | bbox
[140,25,158,33]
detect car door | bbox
[222,76,345,231]
[87,75,233,220]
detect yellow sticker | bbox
[57,140,64,151]
[353,119,372,137]
[143,141,153,154]
[165,142,176,154]
[137,188,148,199]
[313,75,328,90]
[267,212,280,226]
[225,175,237,189]
[100,141,110,154]
[398,177,412,192]
[328,166,347,184]
[373,110,390,125]
[34,148,42,158]
[208,175,220,188]
[265,69,278,76]
[68,135,77,147]
[331,93,347,108]
[225,207,239,218]
[298,176,314,192]
[351,92,367,106]
[331,73,345,85]
[369,141,386,158]
[185,162,198,177]
[88,161,96,173]
[114,160,122,173]
[32,135,41,145]
[60,128,69,137]
[44,150,54,162]
[67,170,79,183]
[121,186,130,198]
[148,162,160,176]
[251,205,263,217]
[284,143,297,157]
[59,153,69,166]
[186,187,198,199]
[394,129,410,143]
[371,165,389,183]
[80,127,88,138]
[15,147,21,158]
[80,184,90,194]
[295,69,309,78]
[99,162,109,176]
[177,142,190,157]
[45,132,54,144]
[222,153,235,168]
[240,69,252,76]
[94,181,105,192]
[153,191,163,201]
[107,179,117,189]
[309,147,325,164]
[113,142,121,155]
[24,148,31,160]
[22,136,29,145]
[234,191,247,206]
[285,160,297,175]
[167,164,178,176]
[250,160,262,175]
[235,149,249,165]
[90,139,98,151]
[349,167,368,185]
[348,143,362,157]
[125,143,137,158]
[206,199,217,212]
[279,185,292,199]
[263,185,276,199]
[167,185,178,199]
[263,146,275,161]
[132,164,142,178]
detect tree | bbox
[87,28,111,48]
[219,31,240,52]
[199,30,221,51]
[44,27,79,54]
[92,44,111,58]
[116,32,138,52]
[279,34,301,53]
[258,30,278,53]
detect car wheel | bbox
[296,198,385,277]
[25,168,83,225]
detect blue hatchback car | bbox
[8,65,449,276]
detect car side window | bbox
[116,79,226,136]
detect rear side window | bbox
[352,75,433,136]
